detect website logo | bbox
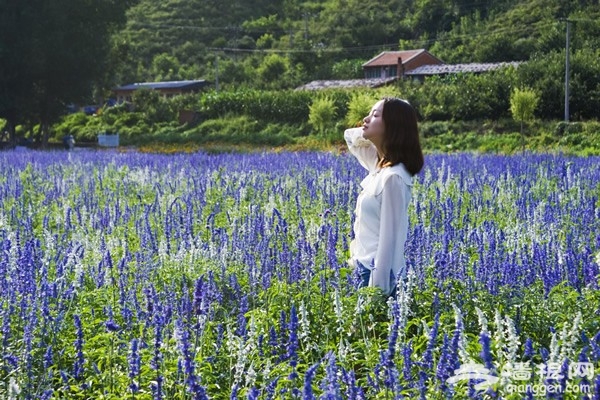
[446,362,499,391]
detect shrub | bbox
[308,96,337,134]
[555,121,584,136]
[344,92,378,127]
[133,89,177,124]
[181,115,294,146]
[53,112,91,139]
[420,121,453,137]
[199,89,312,125]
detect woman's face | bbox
[362,100,386,149]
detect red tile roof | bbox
[362,49,431,67]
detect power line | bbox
[207,43,399,54]
[124,13,597,57]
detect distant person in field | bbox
[344,98,424,297]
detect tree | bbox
[0,1,36,146]
[510,87,539,150]
[0,0,134,146]
[257,54,291,89]
[151,53,182,81]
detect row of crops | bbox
[0,149,599,399]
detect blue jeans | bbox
[356,260,397,298]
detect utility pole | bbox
[564,19,571,122]
[215,56,219,92]
[303,12,310,41]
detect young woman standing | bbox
[344,98,424,297]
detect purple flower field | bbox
[0,149,599,399]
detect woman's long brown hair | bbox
[377,98,424,176]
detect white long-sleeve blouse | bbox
[344,127,413,295]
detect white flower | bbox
[299,301,310,342]
[493,309,506,364]
[504,315,520,364]
[475,307,489,336]
[559,312,582,362]
[452,304,470,364]
[8,377,21,400]
[549,331,560,364]
[333,289,344,333]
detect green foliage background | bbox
[51,62,600,155]
[112,0,600,91]
[3,0,600,150]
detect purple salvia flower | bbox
[287,304,299,377]
[591,331,600,362]
[150,321,164,400]
[214,323,225,356]
[236,295,248,338]
[423,313,440,371]
[539,347,550,363]
[402,340,413,387]
[372,362,382,392]
[150,376,164,400]
[523,337,534,360]
[320,352,341,399]
[121,306,133,327]
[193,275,205,315]
[73,314,84,380]
[435,334,452,395]
[319,274,327,295]
[95,248,111,289]
[117,255,128,309]
[60,369,69,389]
[1,301,13,349]
[144,284,155,318]
[246,387,260,400]
[578,347,592,393]
[381,301,402,390]
[44,346,53,370]
[355,386,367,400]
[105,318,120,332]
[387,300,401,362]
[5,353,19,369]
[174,319,208,399]
[268,326,278,358]
[257,334,265,358]
[303,361,320,400]
[479,332,493,370]
[379,347,400,393]
[341,366,359,399]
[128,338,141,393]
[289,251,301,284]
[278,310,287,361]
[265,377,279,400]
[230,383,239,399]
[559,358,569,394]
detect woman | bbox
[344,98,424,297]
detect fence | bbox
[98,133,119,147]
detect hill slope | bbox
[111,0,599,89]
